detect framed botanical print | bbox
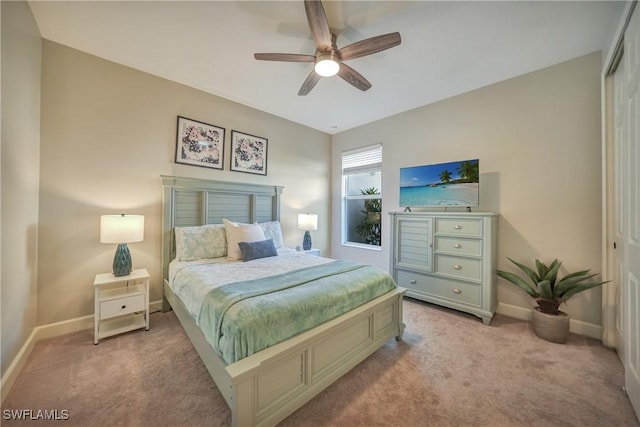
[230,130,268,176]
[175,116,225,170]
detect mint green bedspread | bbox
[198,260,397,365]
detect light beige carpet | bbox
[2,298,638,426]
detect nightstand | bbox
[304,248,320,256]
[94,268,149,344]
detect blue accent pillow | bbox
[238,239,278,262]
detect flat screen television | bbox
[399,159,479,208]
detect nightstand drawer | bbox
[435,236,482,256]
[100,294,145,320]
[435,218,482,237]
[434,254,482,282]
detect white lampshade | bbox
[298,213,318,231]
[100,214,144,244]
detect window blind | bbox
[341,144,382,174]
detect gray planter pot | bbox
[532,308,570,343]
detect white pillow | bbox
[223,218,266,260]
[258,221,284,249]
[174,224,227,261]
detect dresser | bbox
[390,212,498,324]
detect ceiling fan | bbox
[254,0,401,96]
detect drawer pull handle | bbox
[121,305,127,309]
[453,244,462,249]
[452,288,462,294]
[454,225,462,230]
[453,265,462,270]
[409,279,417,284]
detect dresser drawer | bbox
[435,236,482,257]
[396,270,481,306]
[434,254,482,282]
[100,294,145,320]
[435,218,482,237]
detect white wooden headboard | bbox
[160,175,284,283]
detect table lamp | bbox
[298,213,318,251]
[100,214,144,277]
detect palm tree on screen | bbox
[439,170,452,183]
[457,161,479,183]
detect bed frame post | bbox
[396,296,406,341]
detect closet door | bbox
[618,5,640,416]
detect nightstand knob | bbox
[409,279,417,284]
[452,288,462,294]
[121,305,127,309]
[453,243,462,249]
[454,225,462,230]
[453,265,462,270]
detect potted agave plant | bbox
[496,258,609,343]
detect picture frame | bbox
[230,130,268,176]
[175,116,225,170]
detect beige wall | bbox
[331,52,604,326]
[1,1,42,376]
[38,41,331,325]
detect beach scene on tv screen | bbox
[400,159,479,207]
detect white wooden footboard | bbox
[164,281,406,427]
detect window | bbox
[341,144,382,248]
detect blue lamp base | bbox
[303,231,312,251]
[112,243,132,277]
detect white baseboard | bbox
[496,302,602,340]
[496,302,533,321]
[1,300,163,404]
[1,328,38,404]
[569,317,602,340]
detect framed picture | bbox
[175,116,225,170]
[230,130,268,176]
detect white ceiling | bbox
[28,1,623,135]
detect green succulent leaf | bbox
[496,270,539,297]
[507,257,540,286]
[535,259,550,278]
[537,280,553,299]
[559,269,591,282]
[555,273,599,297]
[560,280,610,301]
[542,260,562,288]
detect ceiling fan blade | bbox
[304,0,332,51]
[338,32,401,61]
[254,53,315,62]
[298,70,322,96]
[337,63,371,92]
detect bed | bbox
[161,176,406,427]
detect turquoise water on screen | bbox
[399,183,478,207]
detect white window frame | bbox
[341,144,382,249]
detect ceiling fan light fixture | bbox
[314,53,340,77]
